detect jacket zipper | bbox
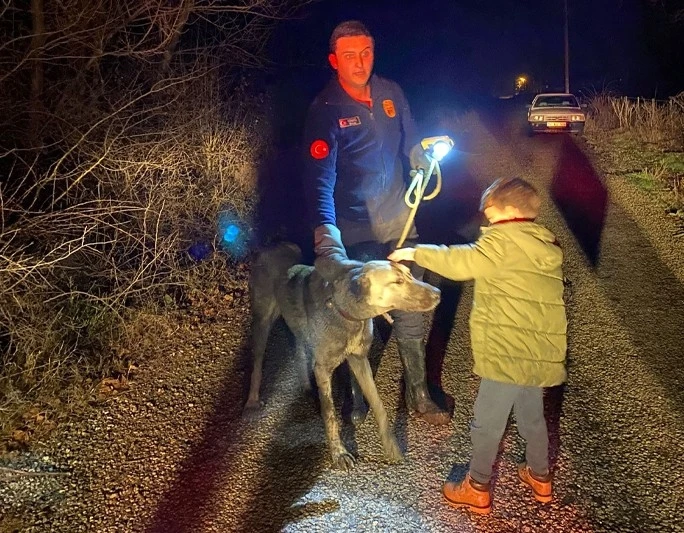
[327,98,388,190]
[368,101,387,190]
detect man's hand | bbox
[314,224,347,260]
[388,247,416,263]
[314,224,358,283]
[409,143,432,173]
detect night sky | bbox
[267,0,682,117]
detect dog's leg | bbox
[313,361,355,471]
[349,373,369,426]
[346,355,403,464]
[243,312,277,418]
[295,340,314,394]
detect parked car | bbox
[526,93,586,135]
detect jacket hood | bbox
[484,221,563,272]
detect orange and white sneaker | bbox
[518,463,553,503]
[442,473,492,515]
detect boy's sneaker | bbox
[442,473,492,515]
[518,463,553,503]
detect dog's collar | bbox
[325,298,394,325]
[326,298,358,322]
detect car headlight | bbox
[529,115,544,122]
[571,115,584,122]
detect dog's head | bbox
[340,260,441,318]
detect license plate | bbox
[547,121,567,127]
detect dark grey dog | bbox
[243,242,441,470]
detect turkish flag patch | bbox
[310,139,329,159]
[339,116,361,128]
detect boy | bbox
[388,177,567,515]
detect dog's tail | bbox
[252,242,302,279]
[250,242,302,308]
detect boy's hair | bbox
[480,177,541,219]
[329,20,374,53]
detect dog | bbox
[243,242,441,470]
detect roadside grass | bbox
[585,93,684,219]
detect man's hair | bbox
[329,20,374,53]
[480,177,541,219]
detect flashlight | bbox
[396,135,455,249]
[420,135,455,162]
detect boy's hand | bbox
[388,247,416,263]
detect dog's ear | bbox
[315,254,361,282]
[349,270,370,299]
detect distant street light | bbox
[515,75,528,93]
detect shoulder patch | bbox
[382,99,396,118]
[338,116,361,128]
[310,139,330,160]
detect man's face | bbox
[328,35,374,90]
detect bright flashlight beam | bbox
[431,141,452,162]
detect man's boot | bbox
[397,338,450,425]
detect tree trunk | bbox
[161,0,195,74]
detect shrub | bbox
[0,0,309,438]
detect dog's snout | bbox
[426,285,441,307]
[407,281,440,312]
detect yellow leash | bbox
[396,135,453,249]
[396,159,443,249]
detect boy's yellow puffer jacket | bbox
[415,221,567,387]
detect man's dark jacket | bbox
[302,74,419,246]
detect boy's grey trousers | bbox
[469,378,550,485]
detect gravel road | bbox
[2,102,683,533]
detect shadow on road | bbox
[561,203,684,529]
[146,341,253,532]
[551,136,609,267]
[147,324,328,532]
[544,384,565,470]
[416,158,485,410]
[233,406,329,532]
[595,201,684,414]
[547,134,684,528]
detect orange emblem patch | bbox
[382,99,396,118]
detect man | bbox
[301,20,449,425]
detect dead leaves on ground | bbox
[6,407,57,451]
[185,283,249,325]
[3,367,138,452]
[95,374,130,400]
